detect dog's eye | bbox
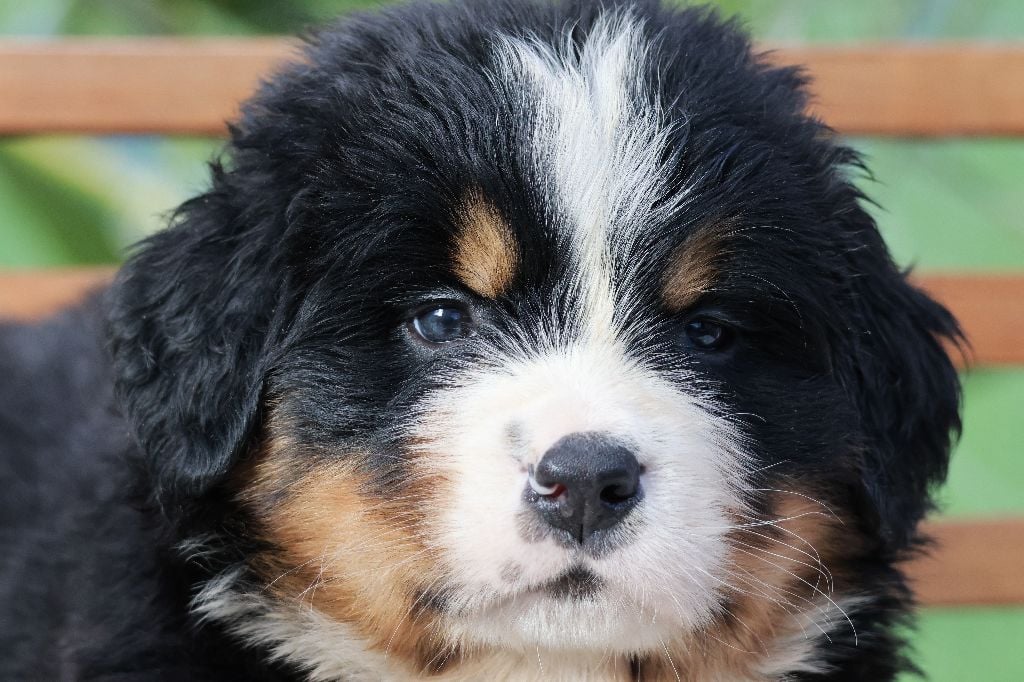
[684,317,734,351]
[410,304,475,344]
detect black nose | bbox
[526,433,643,545]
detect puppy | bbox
[0,0,961,679]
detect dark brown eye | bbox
[684,317,733,351]
[409,304,475,344]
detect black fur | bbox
[1,1,960,679]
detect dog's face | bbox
[109,2,960,677]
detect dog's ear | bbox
[108,162,285,512]
[839,206,963,549]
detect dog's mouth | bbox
[446,563,672,654]
[538,565,603,600]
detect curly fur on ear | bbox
[104,43,363,517]
[838,204,963,550]
[107,161,287,514]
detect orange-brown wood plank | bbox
[910,518,1024,607]
[0,267,114,320]
[774,44,1024,136]
[914,274,1024,367]
[2,40,1024,136]
[0,39,295,136]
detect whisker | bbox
[384,572,448,659]
[727,536,833,593]
[736,488,842,521]
[729,546,858,645]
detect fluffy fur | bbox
[0,1,961,680]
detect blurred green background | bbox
[1,0,1022,679]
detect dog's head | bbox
[108,0,960,676]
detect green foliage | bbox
[915,608,1024,682]
[0,149,118,265]
[0,0,385,35]
[939,369,1024,517]
[860,139,1024,271]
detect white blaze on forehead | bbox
[493,14,677,345]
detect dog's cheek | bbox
[641,488,864,679]
[583,379,748,632]
[235,441,457,673]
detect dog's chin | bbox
[446,572,688,654]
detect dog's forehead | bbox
[443,15,719,312]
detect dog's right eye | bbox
[409,304,475,344]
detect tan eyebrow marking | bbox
[452,195,519,299]
[660,223,730,312]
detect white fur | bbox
[194,570,863,681]
[431,649,634,681]
[492,13,693,344]
[192,569,397,681]
[755,596,867,679]
[415,343,747,654]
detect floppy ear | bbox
[108,162,285,512]
[839,206,962,550]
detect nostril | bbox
[599,481,636,505]
[530,478,566,499]
[547,483,567,499]
[528,464,567,498]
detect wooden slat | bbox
[775,44,1024,136]
[915,274,1024,366]
[0,39,295,136]
[910,518,1024,607]
[2,40,1024,136]
[0,267,114,320]
[3,271,1021,366]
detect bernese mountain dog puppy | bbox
[0,0,962,679]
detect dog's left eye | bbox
[409,304,475,344]
[684,317,734,351]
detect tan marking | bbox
[660,223,730,312]
[235,432,455,675]
[637,490,862,680]
[452,195,518,298]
